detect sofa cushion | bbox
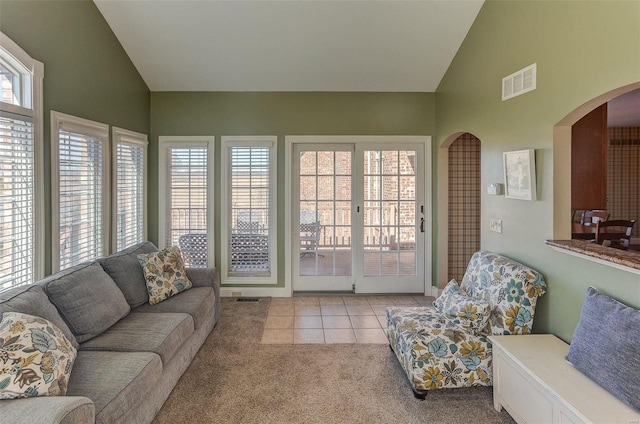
[0,396,95,424]
[66,351,161,424]
[133,286,215,330]
[0,284,78,350]
[0,312,77,399]
[137,246,193,305]
[99,241,158,308]
[566,286,640,412]
[79,312,194,365]
[42,262,130,343]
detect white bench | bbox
[491,334,640,424]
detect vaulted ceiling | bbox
[94,0,484,92]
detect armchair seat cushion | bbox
[386,306,493,391]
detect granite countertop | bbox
[545,239,640,273]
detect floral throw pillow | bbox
[434,281,492,335]
[0,312,77,399]
[433,279,463,311]
[137,246,193,305]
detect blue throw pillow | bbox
[566,286,640,411]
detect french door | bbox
[292,140,425,293]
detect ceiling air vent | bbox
[502,63,536,101]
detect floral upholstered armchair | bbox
[386,250,546,399]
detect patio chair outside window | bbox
[300,210,323,258]
[179,233,208,268]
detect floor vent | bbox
[502,63,536,101]
[237,297,260,302]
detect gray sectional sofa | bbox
[0,241,220,424]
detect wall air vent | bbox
[502,63,537,101]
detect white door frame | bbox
[284,136,433,296]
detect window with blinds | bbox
[166,146,208,267]
[52,112,108,272]
[0,114,34,290]
[114,128,147,251]
[0,31,44,292]
[221,137,277,283]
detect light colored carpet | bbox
[152,297,515,424]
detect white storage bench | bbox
[490,334,640,424]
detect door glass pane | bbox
[363,150,417,277]
[299,151,316,175]
[299,150,351,278]
[317,151,334,175]
[399,252,416,276]
[317,176,334,200]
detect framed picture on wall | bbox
[503,149,537,201]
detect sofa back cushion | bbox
[42,262,130,343]
[0,284,79,350]
[99,241,158,308]
[460,250,546,335]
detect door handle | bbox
[420,217,425,233]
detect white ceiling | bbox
[94,0,484,92]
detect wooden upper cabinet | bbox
[572,104,608,211]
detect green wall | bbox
[436,0,640,341]
[0,0,150,274]
[150,92,436,287]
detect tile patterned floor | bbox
[261,295,433,345]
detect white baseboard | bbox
[222,285,440,298]
[425,284,439,297]
[221,286,291,297]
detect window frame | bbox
[0,31,44,288]
[158,136,215,267]
[221,136,278,285]
[112,127,148,252]
[51,111,110,272]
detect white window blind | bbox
[0,113,34,290]
[167,146,208,267]
[221,136,277,284]
[0,31,44,292]
[114,128,147,251]
[229,146,271,275]
[53,112,108,271]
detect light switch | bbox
[490,218,502,233]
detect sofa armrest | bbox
[186,267,220,298]
[0,396,95,424]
